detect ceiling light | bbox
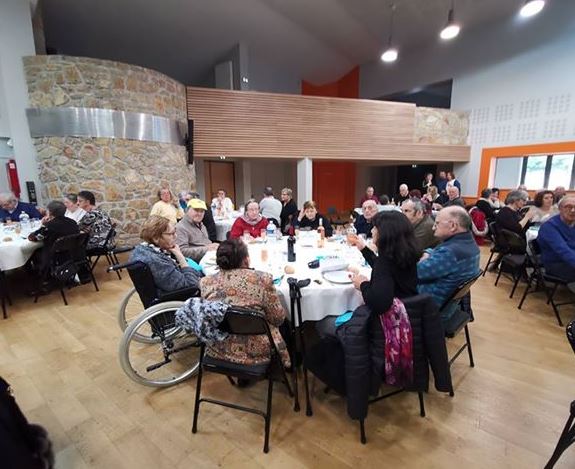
[380,3,398,63]
[440,8,460,40]
[519,0,545,18]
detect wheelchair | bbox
[110,261,201,387]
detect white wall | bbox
[249,159,297,203]
[451,28,575,195]
[0,0,38,202]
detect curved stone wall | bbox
[24,55,195,245]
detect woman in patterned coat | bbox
[200,239,290,367]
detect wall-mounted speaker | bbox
[185,120,194,165]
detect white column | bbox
[240,160,252,203]
[297,157,313,207]
[0,0,38,202]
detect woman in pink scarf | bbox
[229,199,268,240]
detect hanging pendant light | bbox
[381,3,398,63]
[440,1,460,40]
[519,0,545,18]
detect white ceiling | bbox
[40,0,549,85]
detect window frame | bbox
[520,153,575,190]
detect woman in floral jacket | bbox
[200,239,290,367]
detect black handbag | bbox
[50,260,78,283]
[0,377,54,469]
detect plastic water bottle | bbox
[266,221,275,241]
[19,211,30,233]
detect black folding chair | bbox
[518,239,574,326]
[191,307,293,453]
[35,232,99,306]
[483,222,507,275]
[440,273,482,395]
[545,320,575,468]
[87,224,129,279]
[494,229,527,298]
[0,269,11,319]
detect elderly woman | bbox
[495,190,536,236]
[293,200,333,237]
[63,193,86,223]
[200,239,290,367]
[229,199,268,239]
[531,190,559,224]
[130,215,202,295]
[279,187,298,234]
[150,188,184,225]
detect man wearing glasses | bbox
[538,195,575,286]
[417,206,481,322]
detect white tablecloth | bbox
[200,236,371,323]
[0,232,42,271]
[213,212,241,241]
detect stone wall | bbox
[24,55,194,245]
[414,107,469,145]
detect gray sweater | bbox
[130,244,202,296]
[175,216,212,261]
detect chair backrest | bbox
[103,224,117,250]
[439,272,482,311]
[489,221,504,246]
[220,308,270,336]
[567,320,575,355]
[500,228,527,253]
[520,206,531,216]
[51,232,89,263]
[126,261,159,309]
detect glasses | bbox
[561,205,575,211]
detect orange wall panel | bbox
[312,161,356,212]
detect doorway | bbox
[312,161,356,212]
[204,161,236,205]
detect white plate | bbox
[322,270,352,284]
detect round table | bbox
[213,212,241,241]
[0,231,42,271]
[200,235,371,323]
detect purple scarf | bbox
[241,213,263,226]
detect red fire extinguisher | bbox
[6,159,21,198]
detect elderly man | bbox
[417,206,481,320]
[259,186,282,226]
[211,189,234,217]
[395,184,410,205]
[401,198,438,251]
[359,186,379,205]
[538,195,575,284]
[176,199,219,262]
[0,191,42,222]
[354,199,378,236]
[441,186,465,208]
[554,186,567,204]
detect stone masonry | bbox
[24,55,194,245]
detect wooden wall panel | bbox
[186,87,470,162]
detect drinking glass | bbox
[261,247,269,263]
[260,228,267,241]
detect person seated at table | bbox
[259,186,282,226]
[77,190,113,250]
[359,186,379,205]
[293,200,333,237]
[200,238,290,368]
[490,187,502,209]
[395,184,410,205]
[28,200,80,280]
[63,193,86,223]
[189,191,217,242]
[531,190,558,224]
[441,186,465,208]
[229,200,268,240]
[178,190,193,210]
[211,189,234,218]
[150,188,184,225]
[130,215,202,295]
[417,206,481,321]
[354,199,378,236]
[495,190,536,236]
[401,198,438,252]
[348,211,419,313]
[475,188,495,223]
[279,187,298,234]
[538,196,575,285]
[554,186,567,204]
[378,194,400,212]
[0,191,42,223]
[175,199,218,262]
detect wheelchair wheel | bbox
[117,287,156,344]
[119,301,200,387]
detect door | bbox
[312,161,356,213]
[204,161,236,206]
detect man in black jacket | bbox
[29,200,79,279]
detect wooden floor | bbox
[2,247,575,468]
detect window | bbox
[519,153,575,190]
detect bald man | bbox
[538,195,575,284]
[354,199,378,236]
[395,184,410,205]
[417,206,480,321]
